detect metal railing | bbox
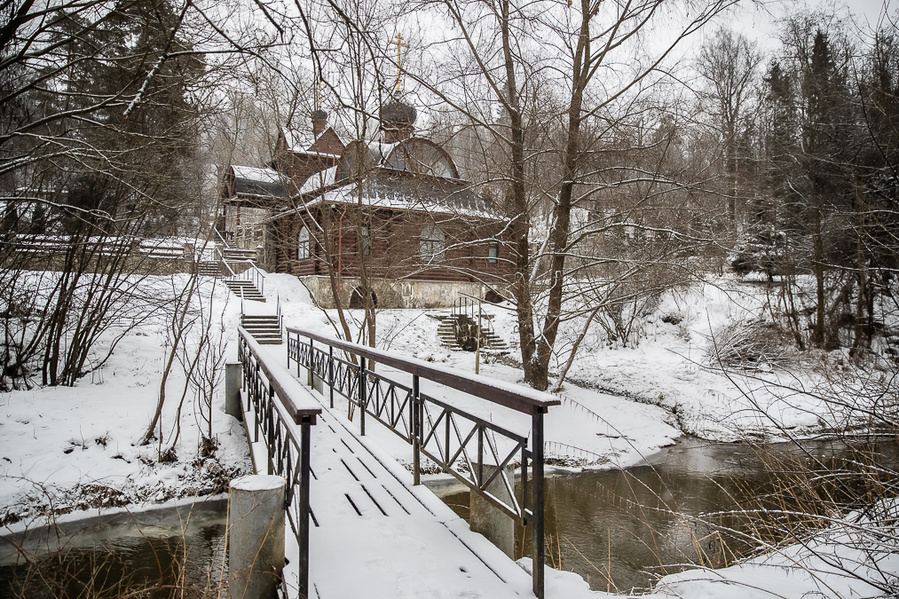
[285,326,558,599]
[451,294,498,343]
[238,328,321,598]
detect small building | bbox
[222,102,513,309]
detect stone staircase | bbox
[240,314,282,345]
[435,314,507,352]
[224,277,266,302]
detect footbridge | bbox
[234,325,559,599]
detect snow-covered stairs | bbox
[434,314,508,351]
[240,314,281,344]
[224,278,265,302]
[196,261,222,277]
[221,247,257,262]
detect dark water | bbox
[0,499,228,599]
[429,436,899,593]
[3,439,895,597]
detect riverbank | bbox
[5,272,895,525]
[0,275,253,527]
[2,271,897,599]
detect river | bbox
[427,436,898,593]
[2,437,893,596]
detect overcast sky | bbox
[723,0,897,53]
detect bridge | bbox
[234,325,559,598]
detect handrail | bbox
[237,328,320,598]
[249,262,266,295]
[286,326,558,416]
[285,326,556,598]
[213,227,228,246]
[216,246,237,278]
[276,293,282,332]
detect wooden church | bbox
[220,101,513,309]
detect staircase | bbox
[240,314,282,345]
[222,247,257,262]
[434,314,507,352]
[197,261,222,277]
[224,278,266,302]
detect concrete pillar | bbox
[228,475,286,599]
[225,362,242,421]
[470,464,515,558]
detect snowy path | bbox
[246,348,535,598]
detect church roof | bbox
[281,127,343,158]
[335,138,460,181]
[287,168,498,220]
[229,165,287,198]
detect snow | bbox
[230,474,285,492]
[1,270,896,599]
[232,165,283,184]
[0,274,252,527]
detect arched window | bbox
[297,225,310,260]
[420,225,445,262]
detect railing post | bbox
[267,382,275,476]
[532,411,545,599]
[307,339,314,387]
[358,356,367,436]
[328,346,335,409]
[298,416,312,599]
[412,374,421,486]
[254,362,260,443]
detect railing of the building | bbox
[285,326,559,599]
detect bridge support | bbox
[470,463,515,558]
[228,475,286,599]
[225,362,242,421]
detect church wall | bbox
[271,204,515,287]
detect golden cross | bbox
[388,33,409,93]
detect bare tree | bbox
[408,0,737,390]
[696,27,762,225]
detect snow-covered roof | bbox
[232,165,281,184]
[282,127,342,158]
[298,170,498,220]
[336,138,459,181]
[229,165,287,198]
[297,166,338,195]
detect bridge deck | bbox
[246,346,534,599]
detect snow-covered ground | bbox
[2,271,896,598]
[0,275,252,526]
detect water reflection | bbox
[0,499,228,599]
[431,437,899,593]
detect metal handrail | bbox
[289,327,555,415]
[213,227,229,247]
[285,326,557,598]
[216,246,238,278]
[237,328,320,599]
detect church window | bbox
[360,225,371,256]
[297,225,310,259]
[488,241,499,264]
[420,225,445,262]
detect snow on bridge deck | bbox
[245,346,535,599]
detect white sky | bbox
[722,0,898,54]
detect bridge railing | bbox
[286,326,559,599]
[237,327,321,599]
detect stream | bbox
[0,498,228,598]
[427,436,899,593]
[2,438,894,596]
